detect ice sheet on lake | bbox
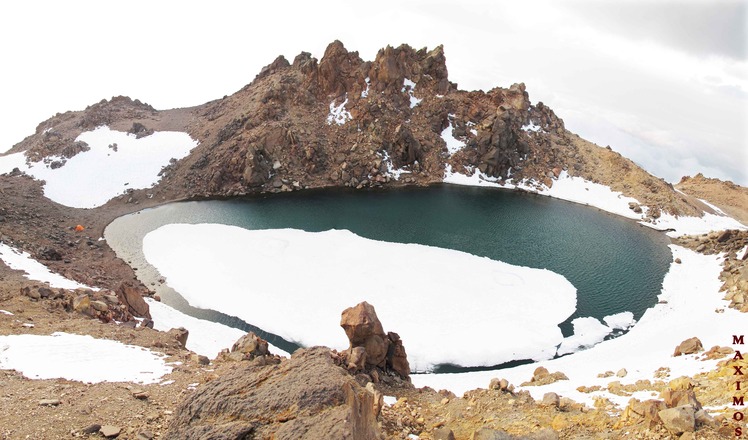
[143,225,578,371]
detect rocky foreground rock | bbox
[164,347,383,440]
[340,301,410,379]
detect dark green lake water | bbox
[105,185,672,358]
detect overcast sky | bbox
[1,0,745,185]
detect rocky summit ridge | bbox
[7,40,710,220]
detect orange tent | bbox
[75,225,85,232]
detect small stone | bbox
[90,300,109,312]
[541,392,560,407]
[168,327,189,348]
[72,294,91,313]
[38,287,53,299]
[39,399,61,406]
[440,397,450,405]
[103,295,120,304]
[191,353,210,365]
[673,337,703,356]
[616,368,628,378]
[145,411,160,422]
[694,409,714,427]
[674,258,682,264]
[131,390,149,400]
[433,426,455,440]
[81,424,101,434]
[488,377,501,390]
[499,378,509,391]
[658,405,696,434]
[717,230,732,243]
[25,288,41,300]
[533,366,550,381]
[137,431,154,440]
[100,425,122,437]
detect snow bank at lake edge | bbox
[412,245,742,409]
[443,166,747,237]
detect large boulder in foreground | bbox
[164,347,383,440]
[341,301,388,368]
[340,301,410,378]
[116,282,151,319]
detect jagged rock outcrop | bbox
[164,347,383,440]
[340,301,410,379]
[116,281,151,319]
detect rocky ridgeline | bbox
[4,40,708,220]
[676,229,748,312]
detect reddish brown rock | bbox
[341,301,389,368]
[167,327,189,349]
[673,337,703,357]
[164,347,382,440]
[231,331,270,360]
[340,302,410,379]
[116,282,151,319]
[661,389,701,410]
[386,332,410,379]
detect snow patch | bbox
[0,332,172,384]
[603,311,635,330]
[379,151,411,181]
[650,211,746,237]
[0,242,97,290]
[0,127,197,208]
[699,198,727,216]
[441,115,466,155]
[413,245,744,408]
[444,167,746,237]
[361,77,370,98]
[0,151,27,174]
[143,225,578,371]
[146,298,290,359]
[0,310,13,316]
[556,317,613,356]
[326,97,352,125]
[443,164,503,188]
[737,245,748,260]
[521,121,543,132]
[383,395,397,406]
[402,78,421,108]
